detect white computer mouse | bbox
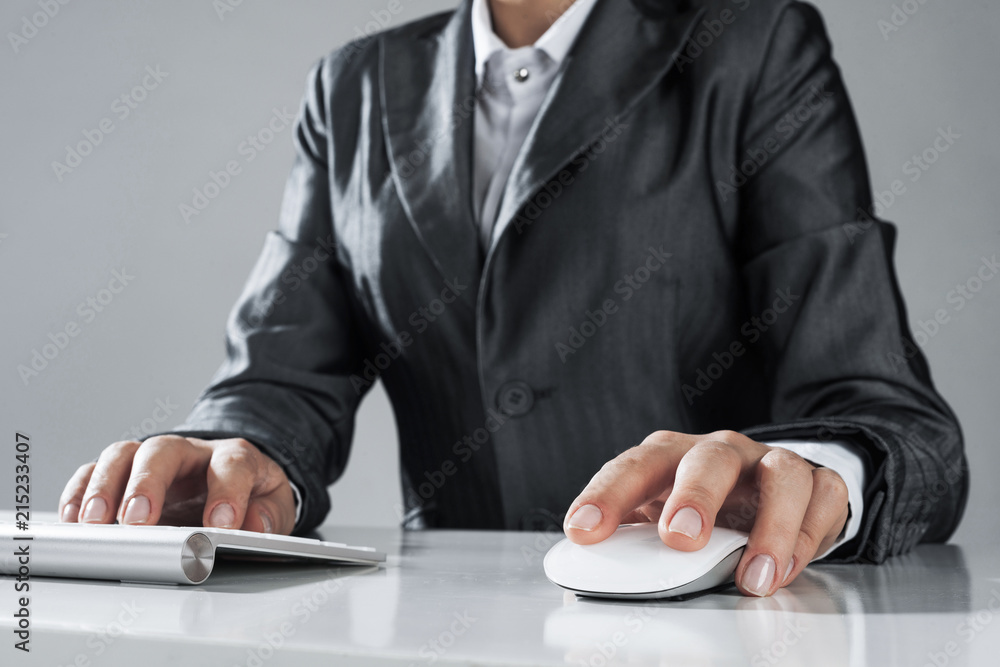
[543,522,750,599]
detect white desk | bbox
[1,511,997,666]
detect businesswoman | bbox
[59,0,967,597]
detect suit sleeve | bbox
[732,1,968,562]
[156,58,369,535]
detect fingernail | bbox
[260,513,273,534]
[61,503,79,522]
[209,503,236,528]
[744,554,776,596]
[123,496,150,524]
[82,497,107,523]
[567,504,603,531]
[782,558,795,585]
[667,506,703,539]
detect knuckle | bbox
[703,429,760,450]
[74,461,97,478]
[757,450,813,498]
[691,440,741,468]
[126,465,165,487]
[706,429,744,445]
[257,457,286,489]
[589,449,658,504]
[762,448,810,474]
[100,440,139,462]
[640,430,679,448]
[674,482,719,510]
[138,434,182,456]
[600,452,645,478]
[216,442,259,471]
[231,438,261,456]
[813,468,849,506]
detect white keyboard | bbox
[0,521,385,585]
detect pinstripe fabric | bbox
[159,0,967,563]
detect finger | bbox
[736,448,814,597]
[657,440,745,551]
[80,441,141,523]
[244,479,296,535]
[59,462,96,522]
[782,467,850,587]
[119,436,203,525]
[203,439,274,530]
[563,434,685,544]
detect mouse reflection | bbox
[542,545,971,667]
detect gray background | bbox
[1,0,996,543]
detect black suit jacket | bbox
[163,0,967,561]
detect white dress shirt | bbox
[471,0,600,249]
[468,0,866,559]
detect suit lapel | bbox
[490,0,707,251]
[380,0,707,300]
[379,0,481,309]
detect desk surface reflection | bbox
[2,512,996,666]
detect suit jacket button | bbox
[497,380,534,417]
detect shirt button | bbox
[513,68,530,83]
[497,380,534,417]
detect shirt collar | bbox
[471,0,601,85]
